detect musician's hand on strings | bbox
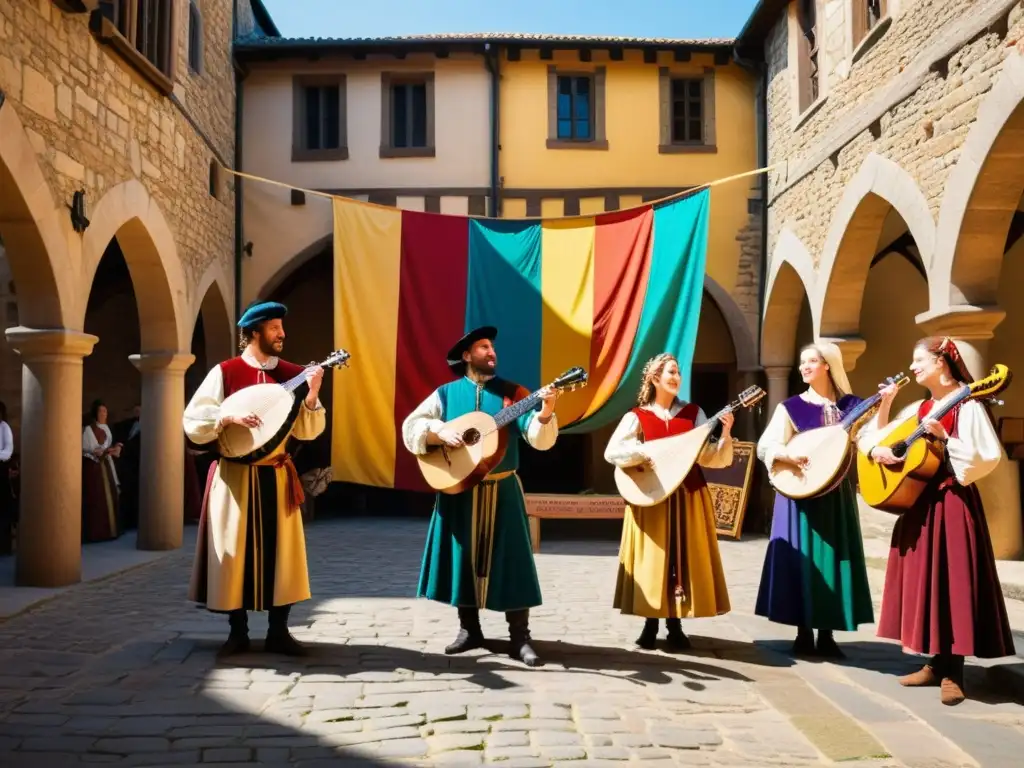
[224,413,262,429]
[870,446,901,465]
[783,452,810,469]
[719,412,735,438]
[435,427,465,448]
[921,417,948,442]
[639,452,656,470]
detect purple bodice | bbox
[782,393,862,433]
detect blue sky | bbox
[259,0,762,40]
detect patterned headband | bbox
[939,336,962,363]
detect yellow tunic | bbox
[605,401,732,619]
[183,353,326,612]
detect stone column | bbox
[735,369,763,442]
[917,305,1021,559]
[5,327,98,587]
[764,366,792,415]
[130,352,195,551]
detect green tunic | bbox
[414,376,547,612]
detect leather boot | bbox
[815,629,844,658]
[636,618,659,650]
[265,604,307,656]
[445,607,485,655]
[665,618,691,651]
[900,655,942,687]
[217,609,250,658]
[506,609,540,667]
[793,626,816,656]
[940,655,966,706]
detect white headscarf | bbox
[807,341,852,398]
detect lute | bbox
[614,385,765,507]
[769,373,910,500]
[857,364,1012,514]
[218,348,351,462]
[417,367,589,494]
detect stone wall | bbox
[765,0,1024,264]
[0,0,236,295]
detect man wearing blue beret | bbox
[183,301,325,657]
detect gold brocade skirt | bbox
[613,480,731,619]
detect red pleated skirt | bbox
[878,474,1014,658]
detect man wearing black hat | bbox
[183,301,325,657]
[401,326,560,667]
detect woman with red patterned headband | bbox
[856,337,1014,706]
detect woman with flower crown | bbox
[604,353,734,651]
[754,342,876,658]
[857,336,1013,706]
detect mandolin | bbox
[769,373,910,500]
[218,349,351,462]
[614,385,765,508]
[417,367,589,494]
[857,364,1012,514]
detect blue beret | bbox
[237,301,288,329]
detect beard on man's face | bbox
[256,333,284,357]
[467,351,496,376]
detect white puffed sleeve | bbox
[604,411,647,467]
[401,390,444,455]
[756,404,794,469]
[183,365,226,445]
[946,400,1004,486]
[855,401,922,456]
[696,407,733,469]
[522,412,558,451]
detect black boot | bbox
[217,609,250,658]
[506,609,540,667]
[816,629,843,658]
[793,626,816,656]
[265,604,307,656]
[636,618,659,650]
[445,607,485,655]
[665,618,691,651]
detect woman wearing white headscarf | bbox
[754,342,879,657]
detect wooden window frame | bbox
[187,0,203,75]
[851,0,892,64]
[380,72,436,159]
[796,0,820,115]
[546,66,608,150]
[658,67,717,154]
[90,0,179,96]
[292,75,348,163]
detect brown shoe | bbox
[900,664,938,687]
[940,678,965,706]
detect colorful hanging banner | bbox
[332,190,710,491]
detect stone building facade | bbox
[737,0,1024,556]
[0,0,260,586]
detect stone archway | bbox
[931,51,1024,310]
[254,233,332,304]
[703,275,759,372]
[77,179,190,352]
[814,153,936,339]
[762,228,815,369]
[1,101,97,588]
[192,260,235,367]
[78,180,193,553]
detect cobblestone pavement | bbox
[0,517,1022,767]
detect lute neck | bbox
[901,386,970,447]
[494,388,543,428]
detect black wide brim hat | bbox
[446,326,497,372]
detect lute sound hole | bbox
[462,428,481,446]
[891,442,907,459]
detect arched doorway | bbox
[0,102,85,586]
[78,181,191,552]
